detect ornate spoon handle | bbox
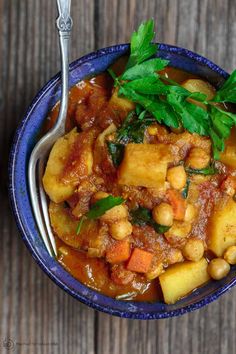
[55,0,73,135]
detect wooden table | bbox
[1,1,236,353]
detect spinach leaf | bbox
[107,142,125,167]
[182,179,190,199]
[76,196,125,234]
[130,207,171,234]
[185,164,217,175]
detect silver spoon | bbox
[28,0,73,257]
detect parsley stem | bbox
[107,68,117,81]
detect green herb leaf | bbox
[107,142,125,167]
[130,207,152,226]
[185,164,217,175]
[119,86,179,127]
[213,70,236,103]
[130,207,170,234]
[76,196,125,234]
[126,19,157,69]
[116,109,155,143]
[167,94,209,135]
[153,224,171,233]
[86,196,124,219]
[114,19,236,160]
[209,105,236,159]
[182,179,190,199]
[122,58,168,80]
[122,75,169,95]
[76,215,86,235]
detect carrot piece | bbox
[126,248,154,273]
[167,189,186,221]
[106,240,130,264]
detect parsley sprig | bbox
[108,19,236,159]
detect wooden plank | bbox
[0,1,95,354]
[1,0,236,354]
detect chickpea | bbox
[109,219,133,240]
[165,221,192,239]
[147,124,158,136]
[167,248,184,265]
[167,165,187,190]
[223,245,236,265]
[146,262,164,280]
[207,258,230,280]
[182,238,204,261]
[186,147,210,169]
[184,204,197,223]
[91,191,109,204]
[101,204,128,223]
[152,203,174,227]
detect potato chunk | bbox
[208,198,236,256]
[109,87,135,112]
[43,128,94,203]
[182,79,215,100]
[220,128,236,168]
[49,201,101,250]
[49,201,81,248]
[159,258,210,304]
[118,143,173,188]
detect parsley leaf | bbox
[166,94,209,135]
[126,19,157,69]
[213,70,236,103]
[122,58,168,80]
[209,105,236,158]
[76,196,124,234]
[108,19,236,160]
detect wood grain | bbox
[0,1,236,353]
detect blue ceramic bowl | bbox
[9,44,236,319]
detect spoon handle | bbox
[55,0,73,134]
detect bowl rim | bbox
[8,42,236,319]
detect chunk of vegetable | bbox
[208,198,236,256]
[109,87,135,111]
[181,79,215,100]
[118,143,173,188]
[106,240,130,264]
[167,189,186,220]
[95,123,117,147]
[159,258,210,304]
[49,202,80,248]
[220,128,236,168]
[43,129,78,203]
[126,248,154,273]
[224,245,236,265]
[43,128,94,203]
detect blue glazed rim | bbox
[9,43,236,319]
